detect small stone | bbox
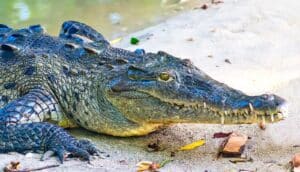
[259,121,266,130]
[186,37,194,41]
[201,4,208,10]
[292,153,300,167]
[119,160,128,165]
[225,58,232,64]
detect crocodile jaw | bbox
[107,89,287,125]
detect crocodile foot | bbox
[0,122,101,163]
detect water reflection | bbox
[14,1,30,21]
[0,0,203,39]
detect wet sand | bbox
[1,0,300,171]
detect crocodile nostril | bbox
[261,94,275,101]
[267,95,275,101]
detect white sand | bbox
[1,0,300,171]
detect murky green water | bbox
[0,0,203,39]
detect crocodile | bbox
[0,21,287,162]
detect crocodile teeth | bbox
[270,114,274,122]
[261,116,266,126]
[248,103,254,113]
[277,112,283,119]
[224,111,228,116]
[220,114,225,124]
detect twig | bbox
[4,164,59,172]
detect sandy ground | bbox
[1,0,300,171]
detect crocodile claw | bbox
[46,131,100,163]
[0,122,101,164]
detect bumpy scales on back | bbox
[0,21,287,162]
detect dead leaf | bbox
[221,132,248,156]
[136,161,160,172]
[213,132,232,138]
[4,161,20,172]
[178,139,205,151]
[110,37,122,45]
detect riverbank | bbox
[1,0,300,171]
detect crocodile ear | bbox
[59,21,109,45]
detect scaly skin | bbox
[0,21,287,162]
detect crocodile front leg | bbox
[0,88,100,163]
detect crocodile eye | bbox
[158,72,173,82]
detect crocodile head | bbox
[106,51,287,125]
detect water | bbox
[0,0,205,39]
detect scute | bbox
[29,24,45,34]
[59,21,109,45]
[0,24,12,34]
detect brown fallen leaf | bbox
[213,132,232,138]
[136,159,172,172]
[221,132,248,157]
[4,161,20,172]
